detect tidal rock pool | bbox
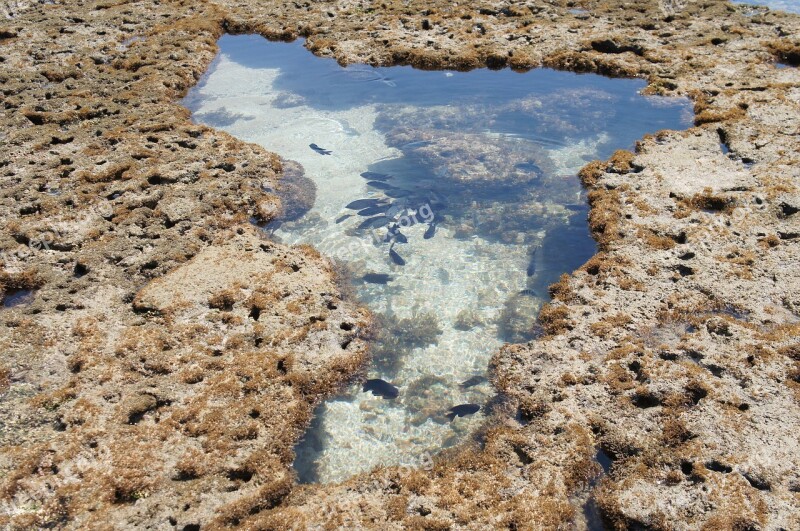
[733,0,800,14]
[184,35,691,484]
[1,289,35,308]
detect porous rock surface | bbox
[0,0,798,529]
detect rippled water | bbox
[183,35,692,483]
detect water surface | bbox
[732,0,800,14]
[183,35,692,483]
[2,289,35,308]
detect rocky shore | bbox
[1,0,798,528]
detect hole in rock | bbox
[2,289,36,308]
[780,202,798,217]
[632,390,661,408]
[512,444,533,465]
[717,128,731,155]
[671,231,688,244]
[596,448,613,474]
[687,383,708,405]
[276,359,288,375]
[74,262,89,277]
[184,35,692,483]
[226,469,253,483]
[706,460,733,473]
[743,471,771,491]
[582,449,613,530]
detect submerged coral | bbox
[268,159,317,222]
[369,312,444,375]
[497,292,543,343]
[385,128,553,187]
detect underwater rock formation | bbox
[268,159,317,223]
[383,122,555,188]
[497,291,543,343]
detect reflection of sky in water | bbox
[184,35,692,484]
[2,289,35,308]
[732,0,800,14]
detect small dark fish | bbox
[358,216,390,230]
[428,199,447,210]
[386,224,408,242]
[383,230,407,244]
[346,198,384,210]
[384,188,412,198]
[518,289,537,297]
[526,249,537,277]
[335,214,352,224]
[401,140,433,149]
[363,378,399,399]
[357,217,377,229]
[360,171,392,181]
[423,222,437,240]
[309,143,332,155]
[515,161,542,175]
[385,204,404,218]
[367,181,395,190]
[358,205,387,216]
[362,273,393,284]
[396,215,418,228]
[389,245,405,266]
[459,375,487,389]
[446,403,480,421]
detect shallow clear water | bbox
[183,35,692,484]
[2,289,35,308]
[732,0,800,14]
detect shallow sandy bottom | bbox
[185,47,682,482]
